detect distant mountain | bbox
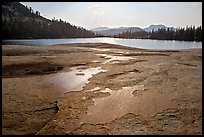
[143,24,176,32]
[2,2,95,39]
[91,27,110,31]
[91,25,176,36]
[91,27,143,36]
[117,27,129,30]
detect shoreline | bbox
[2,43,202,135]
[2,41,202,50]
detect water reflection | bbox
[94,37,118,45]
[2,37,202,50]
[47,67,106,92]
[81,85,177,124]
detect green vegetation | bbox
[2,2,202,42]
[2,2,96,39]
[114,26,202,42]
[2,19,96,39]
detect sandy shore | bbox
[2,43,202,135]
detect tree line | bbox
[2,2,96,39]
[2,2,202,41]
[2,2,41,19]
[113,26,202,42]
[2,19,96,39]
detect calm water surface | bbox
[2,37,202,50]
[46,67,106,92]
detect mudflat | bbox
[2,43,202,135]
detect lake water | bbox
[2,37,202,50]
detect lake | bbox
[2,37,202,50]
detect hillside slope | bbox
[2,2,96,39]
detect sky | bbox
[21,2,202,30]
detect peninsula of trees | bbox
[113,26,202,42]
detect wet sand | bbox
[2,43,202,135]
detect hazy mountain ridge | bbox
[91,25,176,36]
[143,24,176,32]
[92,27,143,36]
[91,27,110,31]
[2,2,201,42]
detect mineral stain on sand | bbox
[81,85,177,124]
[47,67,106,92]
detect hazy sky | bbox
[21,2,202,29]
